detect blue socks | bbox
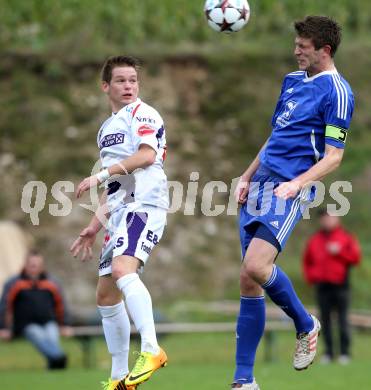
[234,265,313,384]
[262,265,314,334]
[234,296,265,384]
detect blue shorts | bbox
[239,164,313,258]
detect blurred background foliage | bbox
[0,0,370,313]
[1,0,371,51]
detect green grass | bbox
[1,331,371,389]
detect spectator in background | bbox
[303,209,361,364]
[0,249,70,369]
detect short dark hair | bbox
[294,16,342,57]
[101,55,140,83]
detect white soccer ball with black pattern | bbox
[204,0,250,33]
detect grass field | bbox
[1,330,371,389]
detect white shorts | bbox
[98,203,167,277]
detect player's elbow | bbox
[326,149,343,170]
[138,145,156,167]
[144,151,156,166]
[331,153,343,169]
[148,150,156,165]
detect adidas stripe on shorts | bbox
[239,164,313,257]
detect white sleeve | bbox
[130,105,164,153]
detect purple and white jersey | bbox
[97,98,169,211]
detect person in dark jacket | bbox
[303,210,361,364]
[0,249,70,369]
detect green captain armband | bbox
[325,125,348,144]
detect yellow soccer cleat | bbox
[101,376,137,390]
[125,347,168,386]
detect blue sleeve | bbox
[324,83,354,148]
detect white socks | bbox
[98,274,159,382]
[98,301,130,380]
[116,273,160,355]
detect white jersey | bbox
[97,98,169,212]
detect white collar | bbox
[114,98,142,115]
[303,69,338,83]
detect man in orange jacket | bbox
[0,250,70,369]
[303,209,361,363]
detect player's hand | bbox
[76,175,100,199]
[235,176,250,204]
[70,226,97,261]
[274,180,301,200]
[60,326,74,337]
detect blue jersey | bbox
[259,70,354,179]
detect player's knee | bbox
[240,262,250,284]
[96,290,106,306]
[242,258,266,284]
[96,289,109,306]
[96,288,120,306]
[111,262,131,281]
[239,271,261,295]
[111,266,123,281]
[111,256,140,281]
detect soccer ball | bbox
[204,0,250,33]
